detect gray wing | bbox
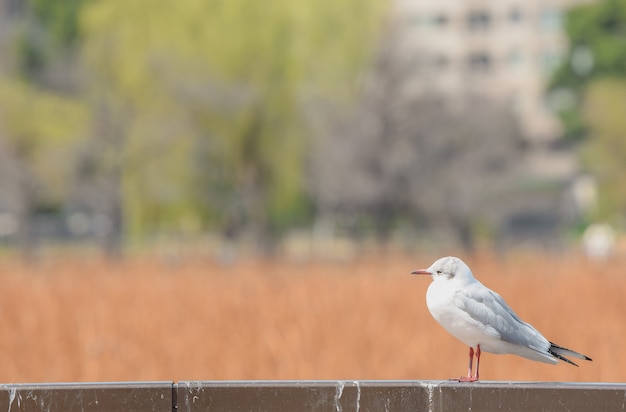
[455,282,550,352]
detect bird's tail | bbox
[548,342,592,367]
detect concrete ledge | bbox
[0,380,625,411]
[176,381,626,412]
[0,381,173,411]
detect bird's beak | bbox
[411,269,431,275]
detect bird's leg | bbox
[474,345,481,381]
[451,346,478,382]
[466,347,474,379]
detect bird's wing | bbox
[454,282,550,352]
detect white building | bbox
[393,0,593,145]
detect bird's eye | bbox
[436,270,443,275]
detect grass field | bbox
[0,251,622,383]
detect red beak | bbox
[411,269,432,275]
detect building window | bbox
[432,13,449,27]
[509,7,523,23]
[467,52,491,73]
[416,55,450,72]
[467,10,490,31]
[540,9,562,31]
[413,13,449,28]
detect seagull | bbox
[411,256,591,382]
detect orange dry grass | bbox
[0,252,622,383]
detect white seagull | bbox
[411,256,591,381]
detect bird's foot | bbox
[450,376,479,382]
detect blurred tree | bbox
[0,76,86,254]
[12,0,90,88]
[79,0,386,244]
[549,0,626,221]
[0,0,91,257]
[28,0,87,47]
[549,0,626,140]
[307,24,525,251]
[580,78,626,219]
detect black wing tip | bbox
[549,350,579,367]
[548,342,592,366]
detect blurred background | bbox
[0,0,625,383]
[0,0,625,259]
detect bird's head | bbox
[411,256,475,284]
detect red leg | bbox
[451,346,479,382]
[467,347,474,379]
[474,345,481,381]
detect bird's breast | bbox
[425,280,486,347]
[425,280,457,322]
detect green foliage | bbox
[29,0,88,47]
[550,0,626,219]
[550,0,626,140]
[14,0,90,79]
[79,0,387,238]
[580,78,626,219]
[0,75,87,203]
